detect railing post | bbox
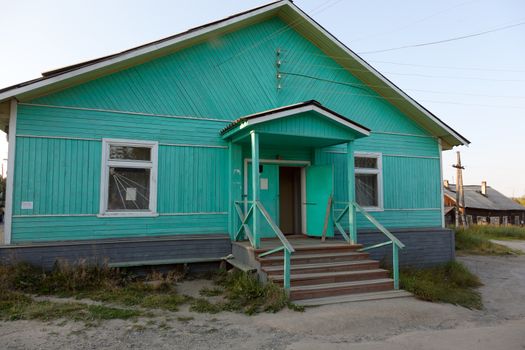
[284,249,291,291]
[347,142,357,244]
[392,243,399,289]
[251,131,260,248]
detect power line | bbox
[358,19,525,54]
[367,59,525,73]
[281,63,525,98]
[280,71,525,110]
[283,61,525,82]
[350,0,482,43]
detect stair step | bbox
[263,260,380,275]
[290,278,394,301]
[255,243,363,255]
[270,269,389,286]
[258,251,369,266]
[294,290,413,306]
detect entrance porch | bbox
[221,101,406,301]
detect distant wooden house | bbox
[444,181,525,226]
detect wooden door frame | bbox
[243,158,310,234]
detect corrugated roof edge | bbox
[219,100,371,135]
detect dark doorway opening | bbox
[279,167,302,235]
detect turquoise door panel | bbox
[305,165,334,237]
[248,164,279,237]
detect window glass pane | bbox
[110,146,151,161]
[355,157,377,169]
[355,174,378,207]
[108,167,150,210]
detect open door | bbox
[247,164,279,237]
[304,165,334,237]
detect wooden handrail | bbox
[351,202,405,249]
[256,201,295,254]
[333,201,405,289]
[233,200,294,291]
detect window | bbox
[354,153,383,210]
[515,216,521,225]
[477,216,487,225]
[466,215,473,226]
[490,216,500,225]
[100,139,158,216]
[502,216,508,226]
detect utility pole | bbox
[452,152,467,228]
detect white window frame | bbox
[354,152,384,212]
[99,138,158,217]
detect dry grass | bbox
[0,262,299,320]
[455,225,524,255]
[401,261,482,309]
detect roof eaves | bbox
[0,0,289,100]
[219,100,371,136]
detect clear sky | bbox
[1,0,524,196]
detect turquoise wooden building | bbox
[0,1,468,300]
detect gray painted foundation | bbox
[354,227,455,267]
[0,234,231,270]
[0,228,454,270]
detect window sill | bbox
[359,207,384,212]
[97,212,159,218]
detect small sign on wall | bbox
[21,201,33,210]
[260,178,269,190]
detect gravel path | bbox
[1,255,525,349]
[491,239,525,253]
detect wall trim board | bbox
[18,103,232,123]
[4,99,18,245]
[16,134,228,149]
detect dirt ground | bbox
[1,253,525,349]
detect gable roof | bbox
[0,0,469,149]
[220,100,370,136]
[444,184,525,211]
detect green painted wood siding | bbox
[11,16,444,242]
[11,215,228,242]
[13,138,228,217]
[252,112,359,141]
[29,18,429,137]
[13,137,101,216]
[17,105,228,146]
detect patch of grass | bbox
[140,293,190,311]
[0,289,142,322]
[400,261,482,309]
[199,287,223,297]
[0,263,299,317]
[190,298,224,314]
[217,270,289,315]
[177,316,194,322]
[190,270,300,315]
[0,262,188,313]
[455,225,523,255]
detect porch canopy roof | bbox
[220,100,370,148]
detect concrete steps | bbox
[263,260,381,275]
[289,278,394,300]
[270,269,390,286]
[253,241,397,302]
[294,290,412,306]
[258,251,370,266]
